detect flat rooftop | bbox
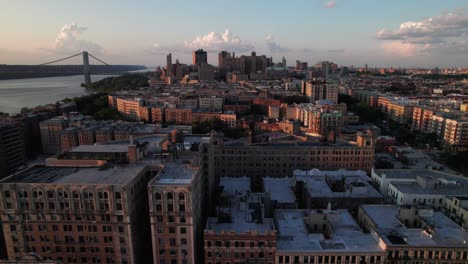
[70,144,129,153]
[149,162,199,186]
[373,169,465,181]
[1,164,147,185]
[276,209,384,253]
[220,177,250,196]
[263,177,296,204]
[294,169,382,199]
[360,204,468,247]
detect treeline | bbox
[72,93,124,120]
[83,74,150,92]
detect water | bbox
[0,75,117,115]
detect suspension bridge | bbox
[0,51,146,82]
[38,51,109,85]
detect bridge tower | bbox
[82,51,91,85]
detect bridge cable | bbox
[37,52,84,66]
[88,53,110,66]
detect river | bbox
[0,75,117,115]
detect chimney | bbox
[128,145,138,164]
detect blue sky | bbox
[0,0,466,67]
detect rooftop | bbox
[263,177,296,204]
[70,144,129,153]
[276,209,384,253]
[361,204,468,247]
[1,164,147,186]
[293,169,382,199]
[206,177,275,234]
[149,162,199,186]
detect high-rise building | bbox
[197,62,215,81]
[166,53,173,77]
[301,79,339,103]
[0,120,27,179]
[251,51,257,74]
[192,49,207,65]
[282,57,286,68]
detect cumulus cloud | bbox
[380,41,429,57]
[184,29,254,52]
[53,23,104,55]
[324,1,336,8]
[265,34,289,53]
[376,9,468,56]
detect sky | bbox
[0,0,467,68]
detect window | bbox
[180,227,186,234]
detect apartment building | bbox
[204,177,276,264]
[0,120,27,179]
[148,162,203,264]
[0,160,155,263]
[116,98,144,121]
[165,108,193,125]
[39,117,69,154]
[301,80,338,103]
[411,107,435,132]
[213,132,375,190]
[443,118,468,150]
[358,205,468,264]
[370,169,468,209]
[198,97,223,112]
[293,169,383,210]
[276,209,386,264]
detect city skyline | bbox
[0,0,467,68]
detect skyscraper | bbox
[192,49,207,65]
[166,53,173,77]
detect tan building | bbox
[148,162,203,264]
[116,98,143,121]
[192,112,237,128]
[77,128,95,145]
[213,132,375,190]
[165,108,193,125]
[198,97,223,112]
[0,160,155,264]
[301,80,338,103]
[411,107,434,132]
[443,119,468,150]
[39,117,68,154]
[60,127,79,152]
[151,107,165,124]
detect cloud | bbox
[380,41,428,57]
[376,9,468,56]
[53,23,104,55]
[184,29,254,52]
[265,34,290,53]
[324,1,336,9]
